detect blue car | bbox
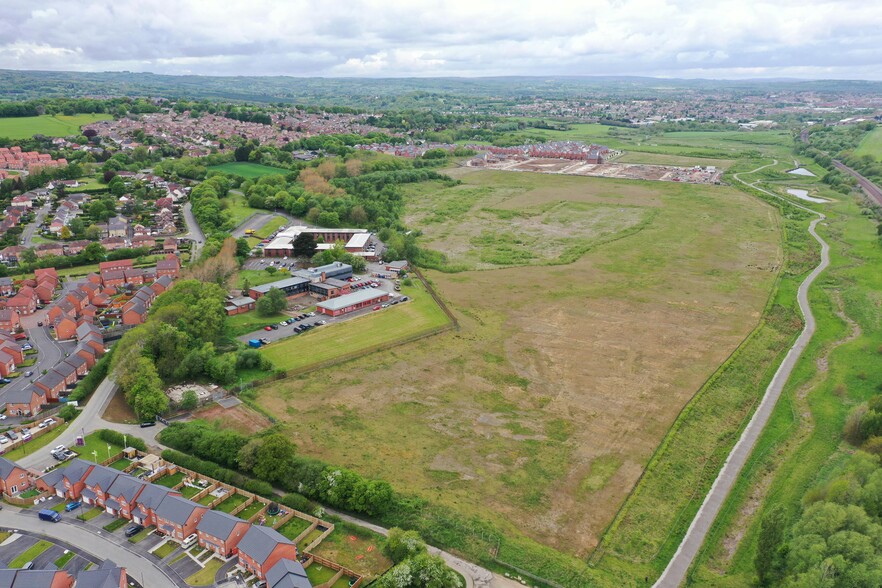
[64,501,81,512]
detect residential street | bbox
[0,507,181,587]
[180,201,204,260]
[20,202,51,248]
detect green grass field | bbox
[209,162,290,179]
[227,309,288,338]
[73,432,124,464]
[214,493,248,513]
[54,551,76,568]
[854,125,882,160]
[254,215,287,238]
[155,472,185,488]
[152,542,177,559]
[258,281,450,373]
[186,558,223,586]
[235,268,291,289]
[222,191,261,226]
[0,114,112,139]
[10,540,52,568]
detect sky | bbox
[2,0,882,80]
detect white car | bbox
[0,437,8,445]
[181,533,198,549]
[0,414,6,420]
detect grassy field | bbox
[255,160,781,585]
[73,432,124,463]
[214,493,248,513]
[854,125,882,160]
[222,191,261,226]
[0,114,112,139]
[209,162,290,179]
[226,309,288,337]
[255,215,287,237]
[310,521,393,580]
[258,280,450,373]
[186,558,223,586]
[235,268,291,289]
[10,540,52,568]
[687,177,882,584]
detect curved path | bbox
[655,162,830,587]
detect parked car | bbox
[181,533,198,549]
[22,562,34,570]
[65,501,82,512]
[401,296,410,302]
[24,371,33,377]
[373,305,381,311]
[0,378,10,384]
[139,421,156,428]
[124,524,145,538]
[286,318,295,324]
[6,431,18,441]
[0,437,8,445]
[21,345,32,351]
[279,321,288,326]
[36,321,43,327]
[270,324,279,330]
[264,326,273,331]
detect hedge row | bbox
[97,429,147,452]
[160,449,275,498]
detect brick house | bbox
[0,350,15,378]
[5,386,44,416]
[0,277,13,296]
[197,509,251,557]
[81,465,122,507]
[265,559,311,588]
[130,483,178,527]
[122,299,148,325]
[0,456,31,495]
[37,459,94,499]
[63,354,88,377]
[150,275,173,295]
[0,339,23,364]
[76,345,97,368]
[154,495,207,540]
[0,309,20,333]
[156,255,180,279]
[236,526,299,581]
[33,370,66,401]
[53,314,78,341]
[75,560,127,588]
[0,569,75,587]
[6,292,36,315]
[104,476,148,518]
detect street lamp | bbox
[107,444,111,461]
[91,450,97,463]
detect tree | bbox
[19,248,37,265]
[250,434,297,484]
[291,232,317,258]
[376,552,462,588]
[756,505,787,586]
[180,389,198,411]
[82,242,106,263]
[68,217,85,238]
[384,528,427,564]
[265,266,277,276]
[60,226,72,239]
[256,287,286,316]
[235,237,251,259]
[241,278,251,295]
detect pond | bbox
[787,188,828,203]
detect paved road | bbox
[0,318,75,409]
[0,507,179,587]
[20,203,51,247]
[181,202,204,260]
[231,213,275,238]
[654,162,831,587]
[18,377,166,472]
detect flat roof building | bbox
[316,289,390,317]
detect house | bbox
[265,559,312,588]
[123,267,145,285]
[154,495,207,540]
[0,309,19,333]
[101,236,126,251]
[81,464,122,507]
[33,369,66,401]
[0,277,13,296]
[0,456,30,495]
[63,353,88,377]
[107,216,128,238]
[0,350,14,378]
[5,293,35,316]
[155,255,180,279]
[101,269,125,289]
[53,362,78,388]
[34,284,54,304]
[37,458,93,499]
[0,246,23,263]
[104,475,147,519]
[163,238,178,253]
[131,483,178,527]
[237,525,299,580]
[225,296,256,316]
[53,314,77,341]
[99,259,133,273]
[132,235,156,250]
[0,569,75,587]
[74,560,127,588]
[76,345,97,368]
[35,242,64,258]
[5,386,44,416]
[150,275,173,295]
[0,339,23,364]
[122,299,148,325]
[197,509,251,557]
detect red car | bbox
[373,305,381,311]
[264,326,273,331]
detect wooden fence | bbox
[303,553,363,588]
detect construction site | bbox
[468,155,723,184]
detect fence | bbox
[0,416,66,458]
[303,553,363,588]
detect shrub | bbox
[98,429,148,451]
[58,405,79,422]
[280,493,313,513]
[68,349,114,402]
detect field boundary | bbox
[592,163,796,567]
[235,269,455,391]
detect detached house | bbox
[0,309,19,333]
[5,385,45,416]
[0,456,30,496]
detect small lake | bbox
[787,188,828,203]
[787,168,816,177]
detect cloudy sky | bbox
[2,0,882,80]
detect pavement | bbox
[654,163,831,587]
[181,202,205,260]
[0,507,180,587]
[20,203,51,248]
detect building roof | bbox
[156,494,203,525]
[75,559,125,588]
[106,474,146,503]
[132,483,174,511]
[265,559,312,588]
[227,296,255,308]
[34,369,65,390]
[0,457,20,479]
[4,385,42,405]
[317,288,388,312]
[83,464,121,490]
[251,277,309,295]
[345,232,371,249]
[238,525,294,565]
[197,509,246,540]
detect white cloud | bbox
[0,0,880,78]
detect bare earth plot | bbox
[256,168,781,559]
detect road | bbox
[20,203,52,247]
[18,377,166,472]
[231,212,275,238]
[0,317,75,412]
[654,162,831,587]
[180,202,204,260]
[0,508,179,587]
